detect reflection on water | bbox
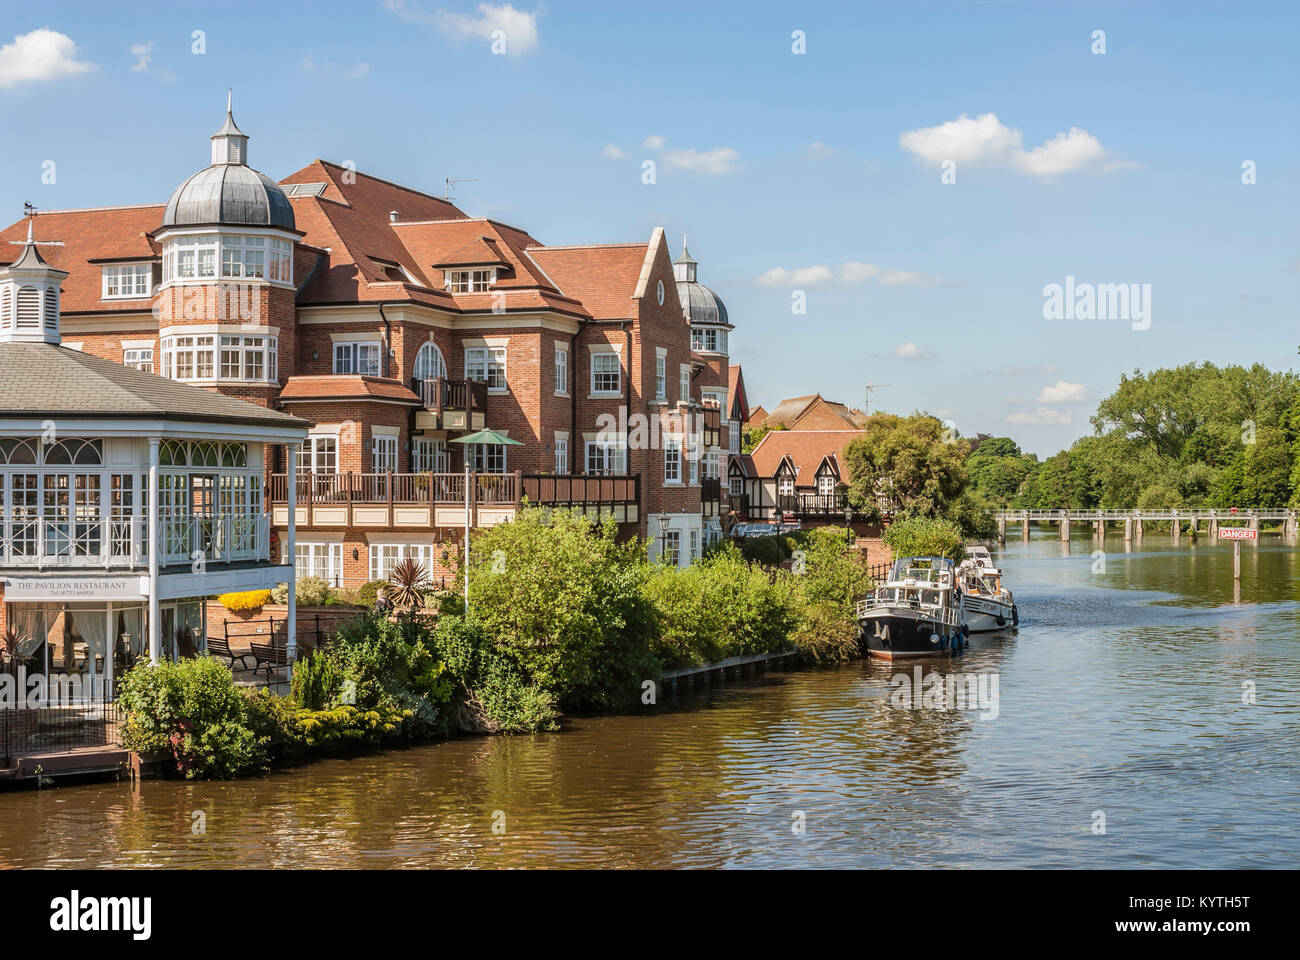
[2,536,1297,869]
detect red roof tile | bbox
[749,430,863,484]
[279,375,420,403]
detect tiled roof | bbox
[0,206,164,314]
[749,430,863,484]
[746,404,768,427]
[278,375,421,403]
[726,363,748,422]
[526,243,649,320]
[0,343,308,429]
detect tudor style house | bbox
[0,99,750,587]
[0,219,308,695]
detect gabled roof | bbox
[746,404,768,427]
[749,430,863,484]
[727,364,749,422]
[763,392,863,430]
[0,343,308,430]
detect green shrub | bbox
[790,602,862,664]
[882,514,966,560]
[355,579,389,610]
[270,577,335,607]
[290,648,345,711]
[117,656,266,779]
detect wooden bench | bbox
[249,641,288,681]
[207,636,252,670]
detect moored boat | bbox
[856,556,968,659]
[958,545,1019,632]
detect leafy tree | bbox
[881,515,966,560]
[843,413,969,519]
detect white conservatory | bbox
[0,219,308,698]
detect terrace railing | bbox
[413,377,489,415]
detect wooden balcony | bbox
[412,377,488,432]
[269,472,641,529]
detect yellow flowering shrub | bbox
[218,589,273,612]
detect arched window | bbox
[414,342,447,382]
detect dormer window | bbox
[371,257,418,284]
[102,264,152,300]
[446,268,494,293]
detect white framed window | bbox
[369,542,435,582]
[123,347,154,373]
[446,269,494,293]
[818,474,836,496]
[334,341,382,376]
[655,352,667,399]
[372,434,398,473]
[585,441,626,476]
[221,235,265,279]
[161,334,216,380]
[661,529,681,566]
[102,264,151,299]
[689,529,699,561]
[691,327,726,353]
[554,344,568,395]
[290,542,343,587]
[555,438,568,474]
[679,364,691,402]
[219,335,276,381]
[465,346,507,391]
[414,342,447,382]
[688,437,700,485]
[705,451,720,480]
[729,420,741,455]
[268,238,293,283]
[297,435,337,474]
[472,443,506,473]
[664,440,681,484]
[591,352,621,395]
[729,476,744,496]
[412,438,448,472]
[778,476,795,496]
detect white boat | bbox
[958,546,1018,632]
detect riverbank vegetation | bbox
[968,363,1300,509]
[117,507,877,777]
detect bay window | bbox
[161,334,276,382]
[163,234,292,285]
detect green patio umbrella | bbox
[450,429,524,610]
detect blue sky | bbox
[1,0,1296,456]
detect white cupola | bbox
[0,217,68,345]
[210,89,250,166]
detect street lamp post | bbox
[657,515,670,565]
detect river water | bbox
[2,534,1297,869]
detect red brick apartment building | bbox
[0,103,753,588]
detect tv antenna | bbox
[444,177,479,200]
[864,381,891,415]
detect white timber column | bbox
[147,438,161,664]
[286,445,298,672]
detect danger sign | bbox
[1218,527,1258,540]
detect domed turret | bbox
[161,92,294,230]
[675,235,732,354]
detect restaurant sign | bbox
[2,575,149,602]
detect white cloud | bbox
[1006,408,1072,425]
[759,260,950,287]
[602,144,627,160]
[1012,127,1106,177]
[838,261,880,283]
[661,147,740,175]
[0,29,95,89]
[1036,380,1089,404]
[805,141,834,160]
[386,1,541,57]
[900,111,1133,177]
[757,265,834,287]
[642,134,666,150]
[896,342,935,361]
[129,42,153,73]
[343,62,371,79]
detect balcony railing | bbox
[270,472,642,512]
[413,377,489,416]
[521,474,640,508]
[0,512,270,570]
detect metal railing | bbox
[855,596,963,629]
[993,508,1295,520]
[271,472,645,510]
[0,512,268,569]
[0,673,122,766]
